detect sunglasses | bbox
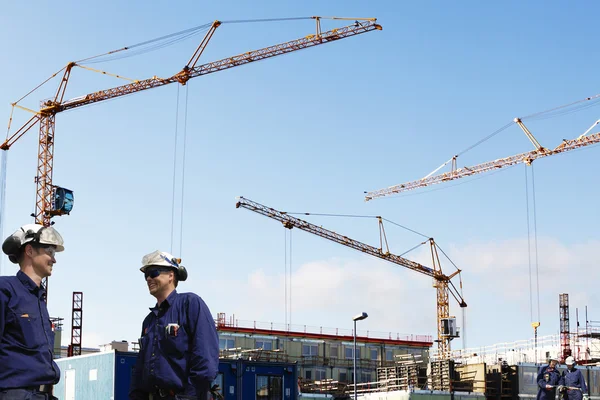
[34,244,56,258]
[144,267,172,279]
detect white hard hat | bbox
[140,250,187,281]
[2,224,64,263]
[565,356,575,366]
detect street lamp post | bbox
[353,312,368,400]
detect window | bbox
[339,371,348,382]
[302,344,318,356]
[345,347,360,359]
[330,345,338,358]
[256,340,273,350]
[257,375,282,400]
[219,338,235,350]
[305,370,312,380]
[386,349,393,361]
[370,348,378,360]
[361,372,371,383]
[315,368,326,380]
[210,373,224,400]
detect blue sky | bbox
[1,1,599,355]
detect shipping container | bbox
[53,351,298,400]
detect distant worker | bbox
[536,356,561,400]
[0,224,65,399]
[558,356,588,400]
[129,251,219,400]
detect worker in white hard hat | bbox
[536,355,561,400]
[558,356,588,400]
[129,251,219,400]
[0,223,65,399]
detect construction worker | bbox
[536,356,561,400]
[558,356,588,400]
[129,251,219,400]
[0,224,65,399]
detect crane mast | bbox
[365,118,600,200]
[235,196,466,359]
[1,17,381,297]
[2,18,382,226]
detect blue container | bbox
[54,351,298,400]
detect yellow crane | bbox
[1,16,382,295]
[365,117,600,200]
[235,196,467,360]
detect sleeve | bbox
[129,322,148,400]
[186,295,220,393]
[537,367,547,389]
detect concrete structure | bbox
[216,313,433,385]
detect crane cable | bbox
[179,84,190,258]
[285,212,430,239]
[169,84,190,257]
[525,165,541,325]
[284,229,288,328]
[283,228,293,328]
[450,92,600,161]
[77,17,313,65]
[170,85,181,254]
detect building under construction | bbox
[216,313,432,388]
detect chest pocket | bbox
[159,324,188,358]
[12,310,45,349]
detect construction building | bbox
[215,313,433,385]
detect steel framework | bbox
[1,17,381,295]
[68,291,83,357]
[365,119,600,200]
[235,196,466,359]
[559,293,572,362]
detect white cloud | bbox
[210,236,600,351]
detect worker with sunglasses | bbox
[0,224,65,399]
[129,251,219,400]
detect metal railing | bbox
[216,313,432,343]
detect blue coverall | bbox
[536,364,561,400]
[129,290,219,400]
[0,271,60,399]
[560,368,588,400]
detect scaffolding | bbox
[560,293,572,362]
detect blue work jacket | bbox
[560,368,588,400]
[129,290,219,399]
[536,364,561,400]
[0,271,60,389]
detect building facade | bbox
[216,313,433,385]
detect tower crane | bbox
[365,118,600,200]
[1,17,382,294]
[235,196,467,360]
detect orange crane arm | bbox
[47,20,381,113]
[235,196,465,303]
[236,196,436,277]
[2,19,381,150]
[365,120,600,200]
[235,196,466,360]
